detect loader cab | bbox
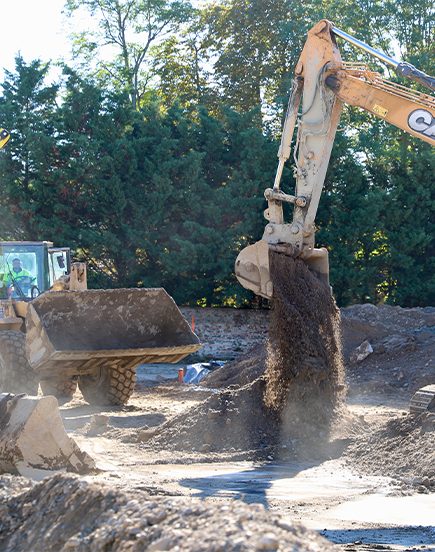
[47,247,71,287]
[0,241,71,300]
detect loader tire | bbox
[78,365,136,406]
[0,330,39,395]
[40,377,78,403]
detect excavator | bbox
[234,20,434,414]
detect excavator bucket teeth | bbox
[25,288,201,376]
[409,385,435,415]
[235,239,330,299]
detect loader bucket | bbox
[235,239,329,299]
[25,288,201,377]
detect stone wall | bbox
[180,307,269,360]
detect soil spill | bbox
[145,251,346,457]
[265,251,346,443]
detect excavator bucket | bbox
[25,288,201,378]
[235,239,330,299]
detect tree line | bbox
[0,0,433,307]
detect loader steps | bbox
[409,385,435,415]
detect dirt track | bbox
[0,303,434,551]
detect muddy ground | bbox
[0,303,434,551]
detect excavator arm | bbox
[235,20,434,299]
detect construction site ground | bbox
[1,304,434,551]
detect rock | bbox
[137,429,158,443]
[255,533,279,550]
[374,334,417,354]
[90,414,109,428]
[148,536,174,551]
[350,340,373,363]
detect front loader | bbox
[0,241,200,404]
[235,20,434,413]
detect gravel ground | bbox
[0,303,433,551]
[342,412,435,491]
[0,474,337,552]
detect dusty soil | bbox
[141,254,346,460]
[202,344,266,389]
[0,302,434,551]
[343,412,435,490]
[264,253,345,441]
[143,377,281,459]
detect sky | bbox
[1,0,74,79]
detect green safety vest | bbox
[4,268,31,287]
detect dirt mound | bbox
[0,474,336,552]
[343,414,435,490]
[149,254,346,458]
[264,252,345,440]
[145,377,280,458]
[202,344,266,389]
[341,303,435,359]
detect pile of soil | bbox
[145,377,280,458]
[202,344,266,389]
[148,253,345,458]
[341,303,435,353]
[341,303,434,397]
[0,474,336,552]
[264,252,345,441]
[343,413,435,490]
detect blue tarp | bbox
[183,361,226,384]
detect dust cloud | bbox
[145,250,346,459]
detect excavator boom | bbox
[236,20,342,298]
[235,20,434,299]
